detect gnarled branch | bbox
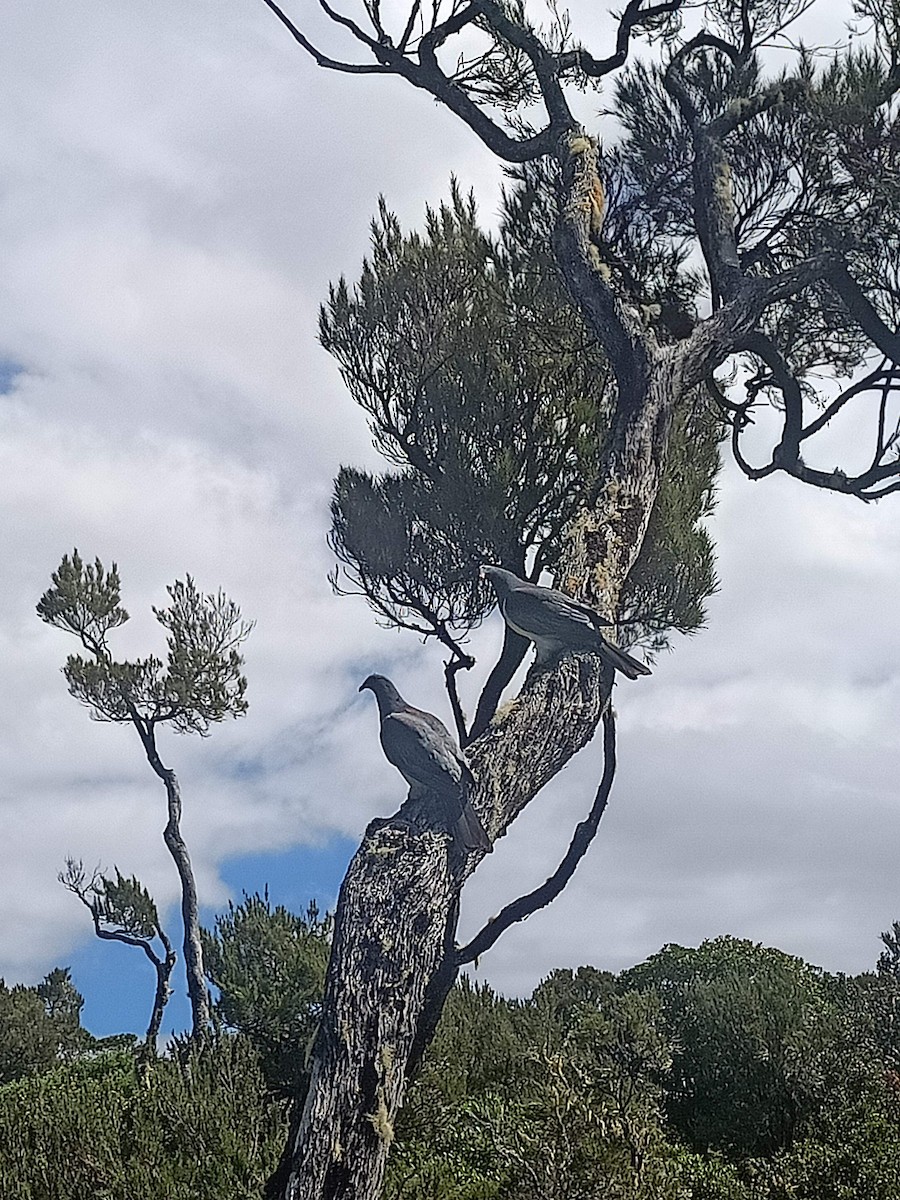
[456,697,616,964]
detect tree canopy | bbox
[325,180,720,684]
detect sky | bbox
[2,0,898,1041]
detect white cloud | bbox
[1,0,898,1004]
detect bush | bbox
[0,1036,286,1200]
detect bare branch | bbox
[444,657,472,746]
[558,0,685,79]
[729,336,900,499]
[799,361,896,440]
[664,36,745,305]
[731,417,779,480]
[456,698,616,965]
[469,625,530,742]
[260,0,393,72]
[396,0,422,53]
[827,263,900,364]
[741,331,804,464]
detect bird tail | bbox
[601,640,652,680]
[454,800,493,855]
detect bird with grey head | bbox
[480,565,650,679]
[359,674,492,854]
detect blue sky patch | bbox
[68,836,357,1039]
[0,358,23,394]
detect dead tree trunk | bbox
[283,825,459,1197]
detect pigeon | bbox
[359,674,492,854]
[480,565,651,680]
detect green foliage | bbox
[201,893,332,1096]
[0,1037,286,1200]
[95,871,163,942]
[153,577,253,734]
[389,971,679,1199]
[62,859,165,943]
[37,552,252,735]
[59,859,177,1048]
[623,937,878,1158]
[388,938,900,1199]
[878,918,900,979]
[325,180,720,655]
[9,930,900,1197]
[0,969,94,1084]
[35,550,129,647]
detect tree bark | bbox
[284,823,459,1199]
[144,935,177,1052]
[137,727,211,1039]
[160,768,211,1037]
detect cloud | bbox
[1,0,897,1013]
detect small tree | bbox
[60,859,177,1052]
[624,937,868,1158]
[37,551,253,1038]
[203,893,332,1096]
[0,968,94,1084]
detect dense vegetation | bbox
[4,903,900,1198]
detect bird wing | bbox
[503,584,599,643]
[414,709,476,783]
[381,711,464,793]
[515,580,613,628]
[503,581,651,677]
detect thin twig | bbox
[259,0,392,72]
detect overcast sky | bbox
[2,0,898,1038]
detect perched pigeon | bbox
[359,674,492,854]
[480,565,651,680]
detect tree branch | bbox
[827,262,900,364]
[443,648,475,746]
[554,131,651,408]
[260,0,393,72]
[455,698,616,965]
[473,0,570,127]
[740,331,804,465]
[708,75,806,140]
[468,625,530,742]
[558,0,684,78]
[799,362,893,441]
[664,36,745,306]
[729,336,900,499]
